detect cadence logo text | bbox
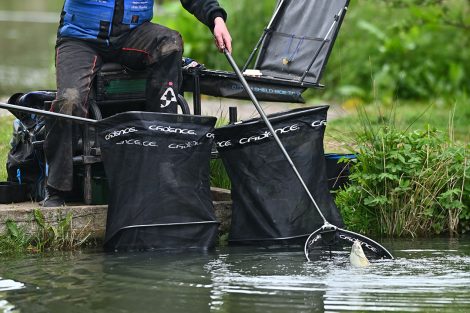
[216,140,233,148]
[149,125,197,135]
[168,141,200,149]
[239,124,300,145]
[105,127,138,140]
[116,139,158,147]
[311,120,327,127]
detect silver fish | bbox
[350,240,370,267]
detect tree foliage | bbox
[324,0,470,101]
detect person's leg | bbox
[43,40,102,206]
[119,22,183,113]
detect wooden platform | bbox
[0,187,232,240]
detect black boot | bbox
[41,186,66,207]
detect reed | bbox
[210,159,231,190]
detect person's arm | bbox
[180,0,232,53]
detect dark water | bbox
[1,237,470,313]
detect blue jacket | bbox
[58,0,226,42]
[60,0,153,40]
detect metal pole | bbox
[0,102,97,125]
[224,50,328,224]
[300,8,344,84]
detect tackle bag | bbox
[6,119,46,201]
[6,91,52,201]
[97,111,219,251]
[214,106,343,244]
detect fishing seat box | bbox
[95,63,147,103]
[94,63,309,108]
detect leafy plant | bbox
[0,220,31,255]
[335,106,469,237]
[0,209,92,255]
[32,209,90,252]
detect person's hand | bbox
[213,17,232,53]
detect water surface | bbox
[1,237,470,312]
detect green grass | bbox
[324,99,470,153]
[0,115,14,181]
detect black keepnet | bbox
[256,0,349,84]
[214,106,343,243]
[97,111,218,251]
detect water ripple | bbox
[0,240,470,312]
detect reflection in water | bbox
[0,239,470,312]
[96,252,214,313]
[0,278,24,313]
[0,278,24,292]
[206,250,327,312]
[0,299,17,313]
